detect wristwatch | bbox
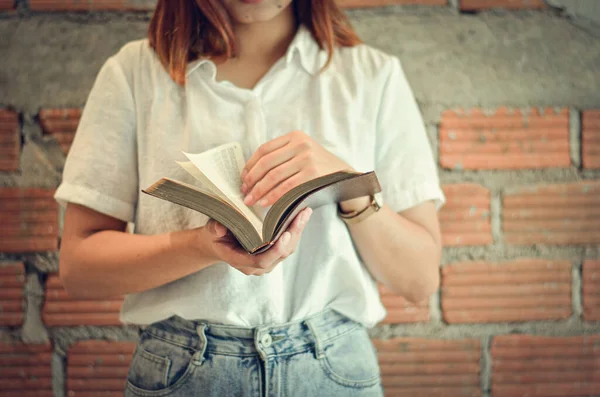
[338,193,383,225]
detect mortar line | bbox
[572,261,583,319]
[569,107,581,169]
[429,287,443,324]
[490,189,502,246]
[480,335,492,397]
[51,346,66,397]
[20,265,49,344]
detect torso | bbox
[114,29,396,327]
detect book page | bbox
[183,142,264,236]
[175,161,225,199]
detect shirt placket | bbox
[243,95,267,160]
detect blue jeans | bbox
[124,309,383,397]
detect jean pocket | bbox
[319,325,381,388]
[126,332,197,396]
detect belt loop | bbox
[193,323,208,365]
[254,326,268,361]
[304,319,325,360]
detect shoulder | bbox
[110,38,155,67]
[330,43,401,85]
[104,39,161,83]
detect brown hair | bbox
[148,0,361,86]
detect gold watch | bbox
[338,193,383,225]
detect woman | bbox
[55,0,445,395]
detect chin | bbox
[223,0,292,24]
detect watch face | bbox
[374,192,384,209]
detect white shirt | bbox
[54,26,445,328]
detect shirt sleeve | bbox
[374,56,445,213]
[54,55,138,222]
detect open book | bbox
[142,142,381,254]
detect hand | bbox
[240,131,351,207]
[201,208,312,276]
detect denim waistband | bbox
[141,309,361,361]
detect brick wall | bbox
[1,1,599,396]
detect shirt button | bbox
[261,333,272,348]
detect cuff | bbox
[383,182,446,213]
[54,182,136,222]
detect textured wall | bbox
[1,1,600,396]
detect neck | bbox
[231,6,297,61]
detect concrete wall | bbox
[1,1,600,396]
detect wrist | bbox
[169,228,220,267]
[339,196,371,214]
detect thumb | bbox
[206,219,228,238]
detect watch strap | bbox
[338,196,381,225]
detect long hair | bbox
[148,0,361,86]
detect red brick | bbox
[338,0,446,7]
[503,181,600,245]
[0,188,55,198]
[38,108,82,119]
[67,341,135,396]
[0,288,24,300]
[379,284,429,324]
[440,108,569,170]
[442,260,571,324]
[0,108,20,172]
[374,338,481,396]
[43,275,124,326]
[582,110,600,169]
[491,334,600,397]
[439,184,492,246]
[460,0,547,10]
[583,260,600,322]
[0,342,53,395]
[29,0,155,11]
[0,188,58,253]
[39,108,81,155]
[0,0,14,11]
[0,262,25,327]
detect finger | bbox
[273,231,293,258]
[246,209,311,272]
[251,230,292,268]
[244,159,303,206]
[242,145,297,194]
[253,172,307,207]
[234,266,260,276]
[205,219,228,238]
[276,208,312,257]
[242,135,291,180]
[283,208,312,248]
[266,209,312,261]
[287,207,313,235]
[218,245,266,275]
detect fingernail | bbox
[281,232,290,246]
[299,213,307,226]
[241,183,247,194]
[259,199,268,207]
[244,194,253,205]
[301,208,312,224]
[241,169,247,178]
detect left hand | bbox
[241,131,351,207]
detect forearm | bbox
[60,228,216,299]
[343,202,441,303]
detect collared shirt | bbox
[54,25,445,328]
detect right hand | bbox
[201,207,312,276]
